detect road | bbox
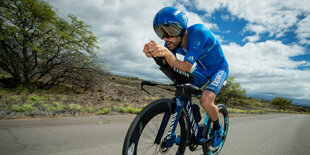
[0,114,309,155]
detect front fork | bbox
[154,96,184,148]
[154,96,210,148]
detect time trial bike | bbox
[122,57,229,155]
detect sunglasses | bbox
[154,23,183,39]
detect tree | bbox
[0,0,101,89]
[215,76,247,106]
[271,97,292,111]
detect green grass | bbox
[0,88,7,98]
[20,94,29,101]
[45,102,64,111]
[68,103,82,111]
[10,104,36,112]
[228,108,267,114]
[82,105,95,112]
[0,74,12,79]
[228,108,248,114]
[29,94,40,101]
[240,99,255,107]
[96,103,147,115]
[111,106,141,114]
[0,101,7,111]
[248,109,266,114]
[96,107,112,115]
[42,94,52,100]
[9,95,20,102]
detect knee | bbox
[200,97,213,108]
[200,91,216,109]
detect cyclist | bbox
[143,7,229,147]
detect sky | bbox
[48,0,310,107]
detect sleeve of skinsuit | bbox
[183,25,209,64]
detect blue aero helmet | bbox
[153,7,188,39]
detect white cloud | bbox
[226,0,302,39]
[49,0,174,81]
[48,0,310,102]
[175,4,219,31]
[296,15,310,45]
[220,14,236,22]
[243,24,267,35]
[242,35,260,42]
[195,0,228,14]
[48,0,221,82]
[196,0,310,44]
[223,41,310,100]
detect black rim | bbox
[123,100,188,155]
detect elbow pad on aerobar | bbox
[153,57,194,84]
[153,57,169,69]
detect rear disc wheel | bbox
[202,104,229,155]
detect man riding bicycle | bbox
[143,7,229,147]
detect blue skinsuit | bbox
[166,24,229,95]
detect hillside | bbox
[0,73,309,119]
[0,73,175,119]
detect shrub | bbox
[271,97,292,111]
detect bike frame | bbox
[154,84,205,148]
[123,57,228,155]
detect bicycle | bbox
[122,57,229,155]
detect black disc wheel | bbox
[202,104,229,155]
[122,99,188,155]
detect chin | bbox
[168,46,176,50]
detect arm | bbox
[145,41,192,72]
[163,50,192,72]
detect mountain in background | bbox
[248,94,310,108]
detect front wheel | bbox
[203,104,229,155]
[122,99,188,155]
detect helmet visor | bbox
[154,24,182,39]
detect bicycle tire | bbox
[122,99,188,155]
[202,104,229,155]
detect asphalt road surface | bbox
[0,113,309,155]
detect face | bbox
[164,36,182,50]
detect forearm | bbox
[145,41,192,72]
[164,50,192,72]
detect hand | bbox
[143,43,153,58]
[146,41,167,57]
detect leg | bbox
[200,90,219,121]
[202,67,229,120]
[191,67,228,121]
[202,68,229,147]
[200,91,223,147]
